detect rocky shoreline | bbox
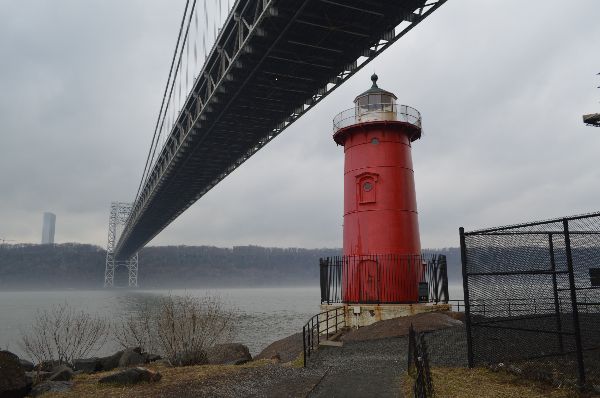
[0,342,256,397]
[1,312,467,398]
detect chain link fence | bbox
[408,324,435,398]
[460,212,600,389]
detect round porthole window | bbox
[363,182,373,192]
[371,137,379,145]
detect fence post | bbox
[548,233,564,354]
[303,325,307,367]
[460,227,474,368]
[317,315,320,345]
[407,324,414,371]
[563,219,586,387]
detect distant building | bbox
[42,212,56,244]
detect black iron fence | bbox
[320,253,449,304]
[407,324,435,398]
[302,306,345,367]
[460,212,600,389]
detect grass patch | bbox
[42,360,271,398]
[289,352,304,368]
[402,367,597,398]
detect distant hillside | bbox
[0,244,462,289]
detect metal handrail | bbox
[332,103,421,133]
[302,306,345,367]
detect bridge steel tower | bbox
[104,202,138,288]
[333,75,423,303]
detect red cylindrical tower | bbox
[333,74,423,303]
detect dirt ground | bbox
[340,311,464,342]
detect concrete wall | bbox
[320,303,452,328]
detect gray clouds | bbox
[0,0,599,249]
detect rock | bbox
[507,364,522,375]
[30,381,73,397]
[48,365,73,381]
[153,359,172,367]
[206,343,252,365]
[271,354,281,364]
[18,359,34,372]
[72,357,101,373]
[99,350,123,371]
[0,351,30,398]
[98,367,162,385]
[255,332,303,363]
[143,353,162,363]
[35,360,65,372]
[172,351,207,367]
[25,371,53,383]
[118,347,145,368]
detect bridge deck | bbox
[115,0,446,259]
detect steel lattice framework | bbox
[115,0,447,259]
[104,202,138,287]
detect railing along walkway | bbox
[302,306,345,367]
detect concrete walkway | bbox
[307,337,408,398]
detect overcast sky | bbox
[0,0,599,250]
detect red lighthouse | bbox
[333,74,423,303]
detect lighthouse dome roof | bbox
[354,74,397,103]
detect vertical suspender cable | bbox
[133,0,191,204]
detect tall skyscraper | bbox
[42,212,56,244]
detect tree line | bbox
[0,243,462,289]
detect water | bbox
[0,287,321,360]
[448,284,464,300]
[0,285,465,361]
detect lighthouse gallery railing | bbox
[332,103,422,134]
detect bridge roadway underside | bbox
[115,0,445,259]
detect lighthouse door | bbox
[359,259,379,303]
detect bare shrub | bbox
[114,300,160,354]
[115,294,236,366]
[20,303,109,365]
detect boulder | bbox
[72,357,101,373]
[99,350,123,371]
[206,343,252,365]
[18,359,34,372]
[143,353,162,363]
[25,371,53,383]
[30,381,73,397]
[98,367,162,385]
[255,332,303,363]
[0,350,31,398]
[118,347,145,368]
[35,360,62,372]
[153,359,172,367]
[48,365,73,382]
[172,351,207,367]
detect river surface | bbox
[0,285,464,361]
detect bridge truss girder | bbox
[116,0,447,259]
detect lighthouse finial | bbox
[371,73,378,88]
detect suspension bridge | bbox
[104,0,447,286]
